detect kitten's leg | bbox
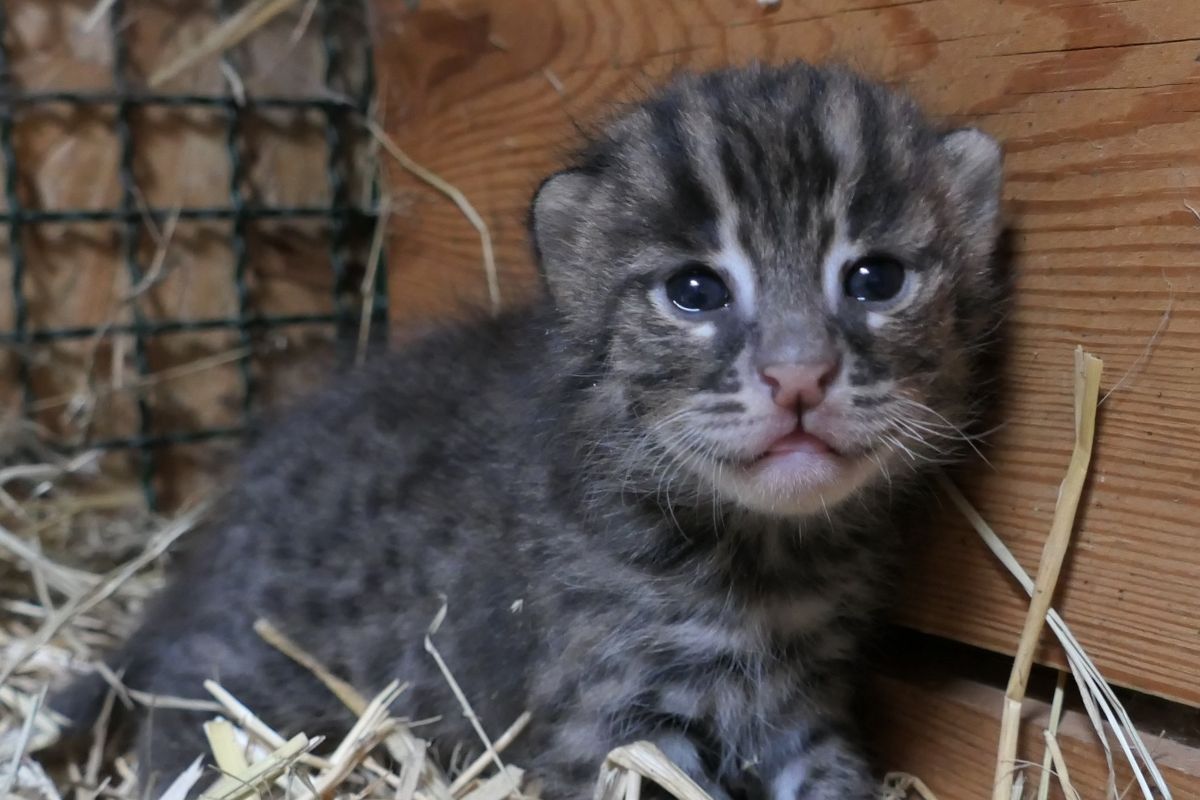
[759,722,876,800]
[118,618,356,790]
[652,732,735,800]
[135,707,212,791]
[534,724,732,800]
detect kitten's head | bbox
[532,63,1005,517]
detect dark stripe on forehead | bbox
[647,95,720,252]
[801,126,839,207]
[846,88,911,241]
[790,75,839,205]
[718,137,748,203]
[731,118,772,198]
[815,215,836,264]
[717,137,765,266]
[704,67,768,194]
[718,122,776,265]
[715,85,843,261]
[739,116,794,241]
[719,121,773,230]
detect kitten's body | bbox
[59,63,1006,800]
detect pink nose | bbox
[761,361,838,410]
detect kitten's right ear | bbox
[529,169,595,289]
[936,128,1003,233]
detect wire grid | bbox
[0,0,389,508]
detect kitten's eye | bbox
[843,256,907,304]
[665,265,731,312]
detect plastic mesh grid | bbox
[0,0,389,508]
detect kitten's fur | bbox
[58,63,1005,799]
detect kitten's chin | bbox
[715,442,880,517]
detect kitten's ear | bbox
[936,128,1003,232]
[529,169,595,289]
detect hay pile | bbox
[0,419,162,798]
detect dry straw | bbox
[881,773,939,800]
[991,347,1101,800]
[938,349,1171,800]
[367,120,502,315]
[941,468,1172,799]
[1035,672,1069,800]
[148,0,305,88]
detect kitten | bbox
[57,62,1006,800]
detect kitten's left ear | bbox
[528,169,595,292]
[936,128,1003,234]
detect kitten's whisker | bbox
[885,398,993,466]
[647,427,710,511]
[819,495,834,529]
[881,433,919,465]
[893,396,981,438]
[867,451,894,501]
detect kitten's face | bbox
[534,64,1004,517]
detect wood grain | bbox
[370,0,1200,705]
[868,672,1200,799]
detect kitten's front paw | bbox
[768,751,876,800]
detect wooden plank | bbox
[868,672,1200,799]
[370,0,1200,704]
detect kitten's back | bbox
[57,310,564,771]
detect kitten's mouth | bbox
[716,422,881,516]
[760,428,835,458]
[745,424,870,482]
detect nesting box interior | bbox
[1,0,1199,798]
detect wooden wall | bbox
[369,0,1200,794]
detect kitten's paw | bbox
[768,751,875,800]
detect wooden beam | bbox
[868,672,1200,799]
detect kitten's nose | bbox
[761,361,838,411]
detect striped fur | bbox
[55,63,1006,800]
